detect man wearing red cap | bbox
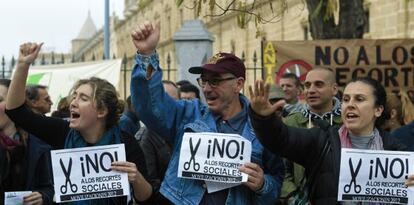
[130,21,283,205]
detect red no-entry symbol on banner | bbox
[275,59,312,83]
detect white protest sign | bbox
[178,132,251,183]
[51,144,129,203]
[338,148,414,204]
[4,191,31,205]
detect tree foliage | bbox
[176,0,365,39]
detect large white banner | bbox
[24,59,122,112]
[178,132,251,183]
[338,148,414,204]
[51,144,129,203]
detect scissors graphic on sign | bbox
[60,158,78,194]
[344,158,362,193]
[184,138,201,171]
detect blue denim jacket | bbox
[131,53,284,205]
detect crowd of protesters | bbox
[1,21,414,205]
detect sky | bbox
[0,0,124,62]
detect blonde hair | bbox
[70,77,124,129]
[386,93,403,125]
[399,90,414,124]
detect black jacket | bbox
[6,104,148,205]
[137,126,173,205]
[0,135,54,204]
[249,108,406,204]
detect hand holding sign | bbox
[51,144,129,203]
[338,148,414,204]
[22,192,43,205]
[405,175,414,186]
[178,132,252,183]
[111,161,140,183]
[239,162,264,191]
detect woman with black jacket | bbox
[248,77,407,204]
[6,42,152,205]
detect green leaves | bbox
[176,0,287,30]
[312,0,338,22]
[176,0,184,7]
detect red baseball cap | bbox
[188,52,246,79]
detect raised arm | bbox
[6,43,69,148]
[130,22,200,141]
[248,80,322,166]
[7,42,43,110]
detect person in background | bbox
[382,92,403,132]
[279,68,342,203]
[284,68,341,129]
[179,83,200,100]
[0,79,54,205]
[119,95,140,136]
[268,84,286,118]
[278,73,303,116]
[392,119,414,151]
[25,84,53,115]
[249,77,407,204]
[6,42,153,205]
[389,90,414,151]
[176,79,192,88]
[130,21,284,205]
[382,90,414,132]
[162,80,179,100]
[398,90,414,125]
[51,96,70,119]
[136,80,178,205]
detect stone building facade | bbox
[72,0,414,98]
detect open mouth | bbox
[205,96,218,102]
[71,112,80,119]
[307,96,319,100]
[346,113,359,120]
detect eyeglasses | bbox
[197,77,236,88]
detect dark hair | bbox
[281,73,301,87]
[51,96,70,118]
[26,84,48,100]
[176,80,192,87]
[70,77,123,129]
[0,79,11,88]
[348,77,387,128]
[179,83,200,99]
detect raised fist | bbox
[18,42,43,66]
[131,21,160,55]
